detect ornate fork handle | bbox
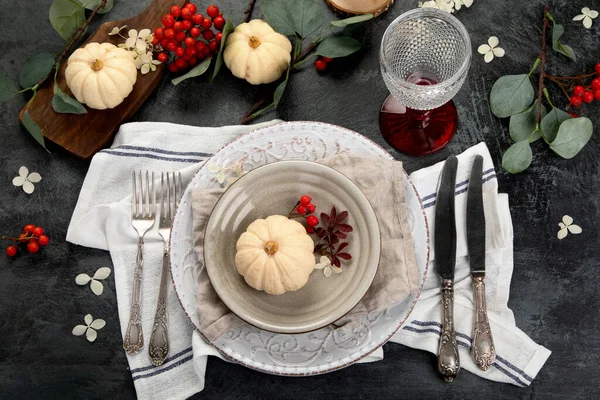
[149,250,170,366]
[472,274,496,370]
[438,279,460,382]
[123,237,144,355]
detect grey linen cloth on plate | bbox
[191,154,419,342]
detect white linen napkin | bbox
[67,122,550,399]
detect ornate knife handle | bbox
[149,250,170,366]
[472,274,496,370]
[438,279,460,382]
[123,237,144,355]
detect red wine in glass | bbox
[379,74,458,156]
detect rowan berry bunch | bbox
[314,57,333,73]
[552,63,600,113]
[287,195,319,233]
[153,3,225,73]
[4,224,50,257]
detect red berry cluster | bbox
[4,224,49,257]
[288,195,319,233]
[314,57,333,73]
[153,3,225,73]
[569,63,600,109]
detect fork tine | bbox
[166,172,171,221]
[144,171,149,218]
[174,172,181,220]
[160,172,164,221]
[138,171,144,218]
[151,171,155,217]
[131,171,137,218]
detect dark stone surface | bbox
[0,0,598,399]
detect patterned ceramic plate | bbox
[170,121,430,376]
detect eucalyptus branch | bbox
[535,5,549,125]
[243,0,256,23]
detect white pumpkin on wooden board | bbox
[235,215,315,295]
[65,42,137,110]
[223,19,292,85]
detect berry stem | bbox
[2,234,36,241]
[547,75,571,101]
[535,5,549,125]
[243,0,256,23]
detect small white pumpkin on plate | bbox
[65,42,137,110]
[235,215,315,295]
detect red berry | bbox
[306,204,316,214]
[595,63,600,75]
[38,235,49,246]
[19,233,28,243]
[152,36,159,46]
[168,63,179,73]
[23,224,35,234]
[185,46,196,57]
[175,58,188,70]
[32,227,44,237]
[215,32,222,43]
[209,39,219,53]
[322,57,333,63]
[195,41,207,52]
[181,7,194,20]
[27,241,39,254]
[573,85,585,97]
[188,57,198,66]
[592,78,600,91]
[175,31,186,42]
[213,16,225,31]
[297,205,307,214]
[6,246,17,257]
[164,28,175,39]
[201,17,212,30]
[570,95,582,106]
[583,91,594,103]
[166,40,178,52]
[568,112,579,118]
[193,13,204,25]
[184,37,195,48]
[306,226,315,234]
[170,5,181,17]
[160,38,170,48]
[190,27,201,38]
[175,46,185,57]
[306,216,319,227]
[182,20,193,31]
[173,21,183,32]
[203,29,214,40]
[184,3,197,14]
[207,4,219,18]
[595,90,600,101]
[202,47,211,57]
[315,59,327,72]
[154,28,165,39]
[162,14,175,28]
[157,52,168,62]
[300,196,311,206]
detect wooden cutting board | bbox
[19,0,187,160]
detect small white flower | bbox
[557,215,582,239]
[573,7,598,29]
[125,29,149,53]
[314,256,343,278]
[108,25,127,36]
[72,314,106,342]
[453,0,473,10]
[140,52,161,74]
[207,160,248,186]
[76,267,112,296]
[12,166,42,194]
[419,0,455,13]
[478,36,505,63]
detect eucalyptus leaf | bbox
[502,141,532,174]
[489,74,535,118]
[541,107,571,143]
[509,100,546,142]
[49,0,86,41]
[549,117,592,159]
[330,14,373,27]
[85,0,114,14]
[316,36,361,58]
[19,53,55,89]
[209,18,234,84]
[273,66,290,106]
[0,75,18,102]
[551,24,576,61]
[172,57,212,85]
[290,0,322,38]
[22,109,48,151]
[52,84,87,114]
[261,0,296,36]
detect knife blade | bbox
[434,155,460,382]
[467,155,496,371]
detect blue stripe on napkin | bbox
[422,169,497,209]
[130,347,194,381]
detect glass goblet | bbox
[379,8,472,156]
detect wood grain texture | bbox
[18,0,187,159]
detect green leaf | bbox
[330,14,373,27]
[273,66,291,106]
[172,57,213,85]
[85,0,114,14]
[509,100,546,142]
[502,141,532,173]
[290,0,322,38]
[209,17,234,84]
[489,74,535,118]
[22,109,48,151]
[541,107,571,143]
[261,0,296,36]
[19,53,55,89]
[0,75,18,102]
[49,0,86,41]
[315,36,361,58]
[549,117,592,159]
[551,24,576,61]
[52,83,87,114]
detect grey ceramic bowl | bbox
[203,161,381,334]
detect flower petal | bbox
[573,14,585,21]
[319,256,330,264]
[27,172,42,183]
[558,222,566,229]
[331,266,343,274]
[86,328,97,342]
[93,267,112,280]
[206,164,221,173]
[562,215,573,226]
[217,170,226,184]
[567,224,582,234]
[72,325,87,336]
[75,273,92,285]
[90,279,104,296]
[22,180,35,194]
[557,228,568,240]
[138,29,151,38]
[583,16,592,29]
[108,27,120,35]
[484,51,494,63]
[324,266,332,277]
[582,7,590,14]
[12,176,25,187]
[90,319,106,330]
[19,166,29,178]
[477,44,491,54]
[141,64,150,75]
[588,10,598,19]
[488,36,499,48]
[84,314,93,326]
[493,47,505,57]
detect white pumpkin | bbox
[235,215,315,295]
[65,42,137,110]
[224,19,292,85]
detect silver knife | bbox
[467,155,496,370]
[434,155,460,382]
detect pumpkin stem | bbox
[248,35,261,49]
[263,240,279,255]
[91,59,104,71]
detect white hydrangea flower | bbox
[557,215,582,239]
[108,25,127,36]
[12,166,42,194]
[206,160,247,186]
[477,36,505,63]
[72,314,106,342]
[418,0,473,13]
[140,52,161,74]
[314,256,342,278]
[76,267,112,296]
[573,7,598,29]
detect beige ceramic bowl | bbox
[203,161,381,334]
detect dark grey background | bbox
[0,0,598,399]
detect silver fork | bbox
[123,171,156,355]
[149,172,181,366]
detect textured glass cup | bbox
[379,8,472,155]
